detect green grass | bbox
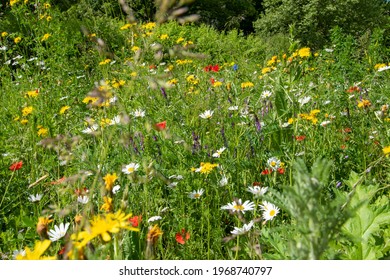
[0,1,389,260]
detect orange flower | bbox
[9,161,23,171]
[295,135,306,141]
[175,229,190,244]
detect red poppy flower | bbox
[9,161,23,171]
[129,215,142,227]
[342,128,352,133]
[210,78,215,85]
[154,121,166,131]
[175,229,190,244]
[261,169,272,175]
[204,64,219,72]
[277,168,285,174]
[252,182,262,186]
[295,135,306,141]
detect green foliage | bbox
[338,172,390,259]
[268,158,349,259]
[254,0,389,48]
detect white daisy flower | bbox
[378,65,390,72]
[12,249,26,259]
[122,163,140,174]
[110,115,121,125]
[231,220,254,236]
[221,199,255,214]
[112,185,121,194]
[77,195,89,204]
[247,186,268,197]
[267,157,281,171]
[261,90,272,99]
[188,189,204,199]
[147,216,162,223]
[132,109,145,118]
[259,201,280,221]
[212,147,226,158]
[28,194,43,202]
[48,222,70,242]
[199,110,214,119]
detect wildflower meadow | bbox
[0,0,389,261]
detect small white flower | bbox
[260,201,280,221]
[219,176,228,187]
[221,199,255,214]
[122,162,140,174]
[109,96,118,104]
[28,194,43,202]
[167,181,178,188]
[112,185,121,194]
[378,65,390,72]
[82,124,99,134]
[231,220,254,236]
[228,106,239,111]
[77,195,89,204]
[132,109,145,118]
[323,100,331,105]
[320,120,331,127]
[147,216,162,223]
[188,189,204,199]
[212,147,226,158]
[199,110,214,119]
[110,115,121,125]
[261,90,272,99]
[281,122,290,128]
[169,175,183,180]
[298,96,311,106]
[267,157,281,171]
[324,48,334,53]
[247,186,268,197]
[48,222,70,242]
[0,46,7,51]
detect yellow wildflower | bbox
[241,82,254,89]
[1,32,8,37]
[383,146,390,156]
[298,47,311,58]
[100,196,113,212]
[193,162,219,174]
[25,90,39,98]
[261,67,272,75]
[22,106,33,117]
[103,173,118,192]
[357,99,371,108]
[99,59,111,65]
[41,33,51,42]
[59,105,70,114]
[159,34,169,40]
[131,46,140,52]
[14,37,21,44]
[15,240,56,260]
[20,119,28,125]
[37,127,48,137]
[36,216,53,239]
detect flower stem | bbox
[0,171,15,209]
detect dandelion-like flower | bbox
[28,194,43,202]
[247,186,268,197]
[231,220,254,236]
[15,240,56,260]
[188,189,204,199]
[48,222,70,242]
[260,201,280,221]
[221,199,255,214]
[122,163,140,174]
[199,110,214,119]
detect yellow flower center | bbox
[233,205,244,211]
[270,210,276,217]
[127,167,134,173]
